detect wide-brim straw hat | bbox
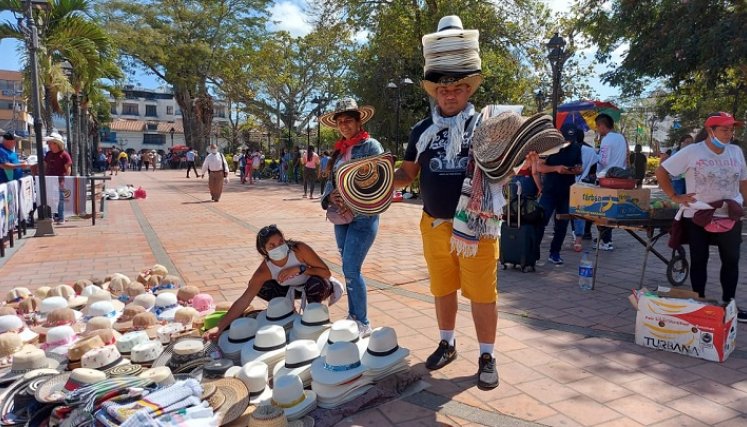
[316,320,369,357]
[245,405,314,427]
[0,347,61,385]
[421,15,482,99]
[34,368,107,403]
[319,98,375,129]
[310,341,366,387]
[335,152,395,215]
[210,377,251,426]
[151,336,221,369]
[272,340,320,386]
[240,325,287,367]
[271,374,317,420]
[421,73,482,99]
[218,317,258,357]
[0,369,60,422]
[359,327,410,372]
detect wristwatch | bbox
[299,264,307,274]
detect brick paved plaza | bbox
[3,170,747,426]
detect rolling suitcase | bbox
[500,181,537,272]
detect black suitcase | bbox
[500,181,537,272]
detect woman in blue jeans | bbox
[320,98,382,337]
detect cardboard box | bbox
[634,290,737,362]
[569,184,650,219]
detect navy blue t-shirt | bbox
[542,143,582,193]
[404,116,476,219]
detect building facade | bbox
[0,70,31,137]
[104,86,229,153]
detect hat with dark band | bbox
[319,98,375,129]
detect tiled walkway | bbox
[3,169,747,426]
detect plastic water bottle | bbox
[578,252,594,291]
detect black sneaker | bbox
[477,353,499,390]
[425,339,457,370]
[738,310,747,323]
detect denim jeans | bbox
[334,214,379,325]
[538,188,570,256]
[56,187,64,221]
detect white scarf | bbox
[415,102,476,162]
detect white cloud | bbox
[268,1,313,38]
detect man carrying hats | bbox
[0,132,27,183]
[43,132,73,225]
[393,15,498,389]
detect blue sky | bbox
[0,0,621,99]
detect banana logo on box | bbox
[600,197,615,212]
[645,299,690,314]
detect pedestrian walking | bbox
[185,148,199,178]
[595,113,628,251]
[320,97,383,338]
[117,150,128,172]
[43,133,73,225]
[393,16,499,389]
[200,144,229,202]
[656,112,747,322]
[290,146,301,184]
[629,144,646,188]
[303,145,320,198]
[203,225,343,341]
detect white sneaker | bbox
[329,279,345,306]
[599,242,614,251]
[357,321,372,338]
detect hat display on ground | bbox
[257,297,300,329]
[360,327,409,381]
[235,360,273,406]
[152,292,180,321]
[273,339,320,387]
[316,319,369,356]
[247,405,314,427]
[40,325,79,355]
[219,317,259,361]
[272,373,317,420]
[334,152,395,215]
[210,377,251,425]
[152,336,221,369]
[310,341,366,386]
[36,297,81,324]
[0,332,26,361]
[47,285,87,309]
[66,335,105,369]
[290,303,332,342]
[240,324,287,370]
[131,340,164,367]
[0,347,61,385]
[319,98,375,129]
[0,315,39,343]
[34,368,107,403]
[116,331,150,356]
[138,366,175,387]
[311,375,373,409]
[112,305,146,332]
[421,15,482,99]
[81,345,129,372]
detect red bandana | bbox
[334,130,369,153]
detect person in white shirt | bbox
[200,144,230,202]
[185,149,198,178]
[656,112,747,322]
[595,113,628,250]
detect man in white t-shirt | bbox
[656,112,747,322]
[595,113,628,250]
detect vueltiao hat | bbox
[273,340,320,387]
[272,373,317,420]
[211,377,251,426]
[246,405,314,427]
[290,303,331,342]
[319,98,375,129]
[421,15,482,99]
[235,360,273,406]
[335,152,395,215]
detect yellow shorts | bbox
[419,212,499,303]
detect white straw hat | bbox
[360,327,409,372]
[271,373,317,420]
[236,361,273,406]
[290,303,331,341]
[240,325,287,370]
[152,293,179,321]
[310,341,366,386]
[257,298,299,329]
[316,319,368,356]
[273,340,320,387]
[218,317,258,357]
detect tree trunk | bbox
[42,85,53,135]
[173,84,213,154]
[71,93,80,175]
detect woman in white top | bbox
[656,112,747,322]
[203,224,342,340]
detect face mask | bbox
[711,135,729,149]
[267,243,289,261]
[210,148,218,154]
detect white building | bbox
[103,86,229,153]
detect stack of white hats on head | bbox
[310,341,372,409]
[361,327,410,382]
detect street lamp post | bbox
[386,77,413,158]
[169,127,175,148]
[60,61,73,155]
[311,96,326,150]
[23,0,54,236]
[546,32,569,128]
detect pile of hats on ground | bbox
[0,264,412,426]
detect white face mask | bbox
[267,243,289,261]
[210,148,218,154]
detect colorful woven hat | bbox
[334,152,395,215]
[319,98,375,129]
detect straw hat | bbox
[66,335,106,369]
[421,15,482,99]
[81,292,125,315]
[131,312,161,340]
[40,325,79,355]
[5,288,31,306]
[81,345,129,372]
[319,98,375,129]
[122,282,147,303]
[0,332,26,360]
[151,264,169,277]
[112,305,146,332]
[174,307,199,329]
[310,341,366,386]
[312,375,373,409]
[177,286,200,306]
[156,323,185,345]
[273,340,320,387]
[43,132,65,149]
[32,307,83,339]
[106,274,131,297]
[272,373,317,420]
[72,279,93,296]
[219,317,259,358]
[116,331,150,356]
[152,336,221,369]
[152,293,180,321]
[211,377,251,425]
[131,293,156,311]
[0,347,60,385]
[203,359,234,380]
[256,298,299,329]
[36,297,82,324]
[192,293,215,316]
[131,340,164,367]
[81,301,121,324]
[17,297,40,316]
[290,303,330,342]
[0,315,38,344]
[151,275,182,295]
[235,361,273,406]
[316,319,369,356]
[360,327,409,371]
[247,405,314,427]
[0,307,16,317]
[138,366,174,387]
[33,286,51,300]
[47,285,87,309]
[334,153,395,215]
[34,368,106,403]
[240,325,287,368]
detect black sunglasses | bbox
[259,224,278,237]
